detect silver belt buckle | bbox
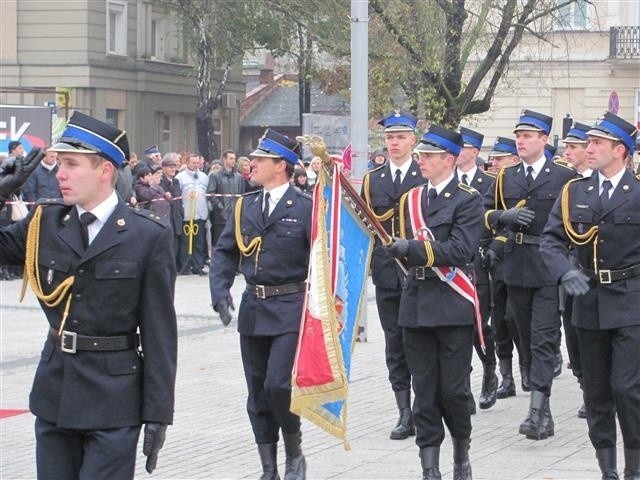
[61,331,77,354]
[415,267,426,280]
[598,270,612,284]
[255,285,266,299]
[514,232,524,244]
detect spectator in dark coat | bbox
[159,155,184,260]
[135,166,170,221]
[22,147,61,207]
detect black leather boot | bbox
[282,432,306,480]
[520,364,531,392]
[257,443,280,480]
[420,446,442,480]
[479,364,498,409]
[540,396,554,439]
[496,359,516,399]
[390,390,415,440]
[624,447,640,480]
[452,437,472,480]
[519,391,550,440]
[596,448,619,480]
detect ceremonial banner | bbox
[291,165,373,447]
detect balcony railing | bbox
[609,26,640,58]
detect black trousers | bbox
[577,325,640,450]
[240,333,301,444]
[563,294,582,380]
[375,286,411,392]
[404,325,474,447]
[492,276,521,360]
[35,417,141,480]
[508,285,560,396]
[210,221,226,251]
[473,282,496,368]
[177,219,206,273]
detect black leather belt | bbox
[579,264,640,285]
[508,232,541,245]
[410,266,438,280]
[49,328,139,354]
[246,281,306,299]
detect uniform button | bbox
[132,365,137,370]
[71,319,79,326]
[258,267,263,271]
[74,293,82,300]
[599,259,604,263]
[49,260,56,265]
[600,221,605,225]
[77,269,85,276]
[599,239,604,244]
[527,196,532,199]
[114,269,120,275]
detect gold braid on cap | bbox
[234,196,262,274]
[20,206,75,334]
[560,179,599,272]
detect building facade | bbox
[465,0,640,153]
[0,0,244,158]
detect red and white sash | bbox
[406,186,485,351]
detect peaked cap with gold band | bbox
[50,111,129,167]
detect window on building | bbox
[105,109,119,128]
[149,11,186,63]
[556,0,588,30]
[107,0,127,55]
[161,113,171,152]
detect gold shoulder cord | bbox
[363,173,394,223]
[485,168,526,231]
[560,180,599,272]
[398,191,409,240]
[20,206,75,334]
[234,196,262,273]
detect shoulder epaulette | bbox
[554,159,574,170]
[504,163,520,170]
[36,197,66,206]
[296,189,313,201]
[458,183,479,195]
[132,208,168,227]
[242,190,261,197]
[368,164,386,175]
[484,171,497,178]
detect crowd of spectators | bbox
[2,138,639,280]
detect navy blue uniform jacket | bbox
[541,170,640,330]
[398,179,484,328]
[0,200,177,430]
[484,159,576,287]
[209,186,312,336]
[361,162,425,289]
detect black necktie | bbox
[80,212,97,248]
[600,180,612,210]
[427,187,437,206]
[526,166,534,186]
[262,192,270,222]
[461,173,469,186]
[393,169,402,194]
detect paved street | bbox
[1,274,615,479]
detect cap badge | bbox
[117,218,126,226]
